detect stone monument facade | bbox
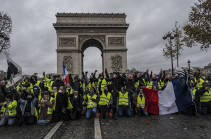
[53,13,129,76]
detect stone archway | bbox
[54,13,129,76]
[81,39,104,73]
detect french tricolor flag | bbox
[63,63,70,84]
[143,75,193,115]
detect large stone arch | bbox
[81,39,104,72]
[54,13,129,77]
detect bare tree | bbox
[0,12,12,53]
[163,21,184,67]
[173,22,184,67]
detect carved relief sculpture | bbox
[111,55,122,72]
[63,56,73,73]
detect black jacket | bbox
[55,92,68,112]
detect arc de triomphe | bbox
[53,13,129,76]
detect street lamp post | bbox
[163,32,176,76]
[188,59,191,74]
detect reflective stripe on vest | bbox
[87,94,97,108]
[200,90,211,102]
[98,79,107,89]
[99,92,111,105]
[146,81,153,89]
[137,95,145,108]
[2,100,17,116]
[118,91,129,106]
[197,78,204,89]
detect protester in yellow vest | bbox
[196,77,208,89]
[98,84,112,118]
[37,91,54,125]
[118,87,132,117]
[43,72,54,92]
[195,82,211,115]
[97,73,108,92]
[29,75,41,92]
[132,89,148,116]
[0,93,17,126]
[85,91,98,120]
[66,82,74,96]
[21,77,31,92]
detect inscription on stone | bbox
[59,37,76,47]
[108,37,124,46]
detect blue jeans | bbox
[0,116,16,126]
[118,105,131,117]
[86,107,97,119]
[137,107,148,116]
[37,120,49,125]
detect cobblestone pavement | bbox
[100,114,211,139]
[0,123,56,139]
[52,118,94,139]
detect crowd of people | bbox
[0,68,210,126]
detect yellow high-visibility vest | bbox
[87,94,97,108]
[99,91,111,105]
[118,91,129,106]
[137,95,145,108]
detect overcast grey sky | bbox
[0,0,210,75]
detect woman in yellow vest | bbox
[0,93,17,126]
[37,91,54,125]
[132,89,148,116]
